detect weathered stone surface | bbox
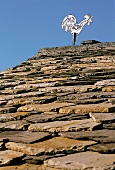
[14,82,59,90]
[25,112,87,123]
[0,131,51,143]
[0,101,7,105]
[89,112,115,123]
[72,63,115,70]
[88,143,115,153]
[39,85,98,93]
[0,91,45,101]
[41,65,59,71]
[17,102,74,112]
[59,130,115,143]
[59,91,115,101]
[0,164,56,170]
[7,95,57,105]
[0,142,4,150]
[39,86,74,93]
[44,151,115,170]
[0,120,29,131]
[22,155,54,164]
[5,137,96,155]
[0,150,24,166]
[81,40,101,45]
[95,79,115,86]
[0,42,115,169]
[102,86,115,92]
[28,119,101,132]
[68,98,107,105]
[108,98,115,104]
[54,113,89,121]
[23,154,66,164]
[33,77,68,83]
[103,122,115,130]
[0,112,35,122]
[0,81,24,89]
[0,106,17,114]
[25,113,66,123]
[59,103,115,114]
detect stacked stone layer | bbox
[0,41,115,169]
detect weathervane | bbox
[62,14,93,45]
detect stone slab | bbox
[41,65,59,71]
[88,143,115,154]
[59,129,115,143]
[54,113,89,121]
[22,155,55,164]
[72,98,107,105]
[0,120,29,131]
[44,151,115,170]
[0,81,24,89]
[5,137,96,156]
[59,91,115,101]
[7,95,57,105]
[103,123,115,129]
[95,79,115,86]
[25,113,65,123]
[81,40,100,44]
[17,102,74,112]
[14,82,59,90]
[0,150,24,166]
[25,112,88,123]
[30,77,68,83]
[0,131,51,143]
[89,112,115,123]
[39,84,100,93]
[28,119,101,132]
[38,86,81,93]
[59,103,115,114]
[0,91,45,101]
[0,112,35,122]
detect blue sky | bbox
[0,0,115,70]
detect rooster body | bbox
[62,14,93,45]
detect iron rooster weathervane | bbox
[62,14,93,45]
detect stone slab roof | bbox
[0,41,115,169]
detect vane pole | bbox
[73,33,77,46]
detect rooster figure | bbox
[62,14,93,45]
